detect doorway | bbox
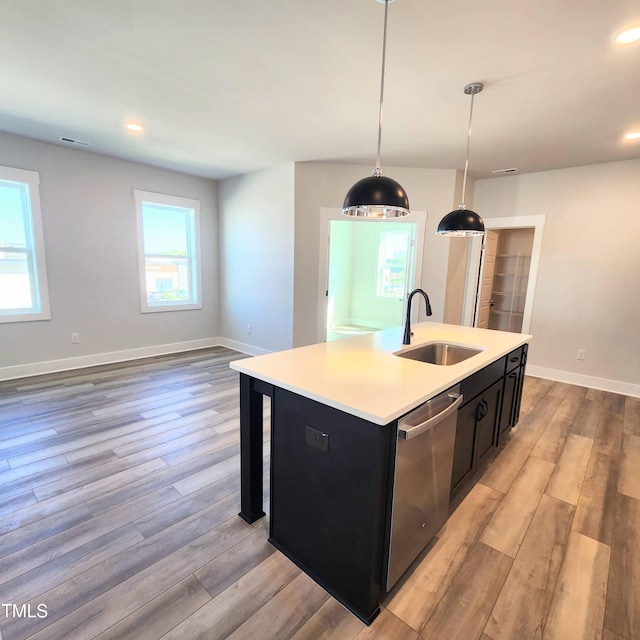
[318,209,427,343]
[476,228,535,332]
[463,215,545,334]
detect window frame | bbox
[0,165,51,324]
[134,189,202,313]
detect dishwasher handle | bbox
[399,393,463,440]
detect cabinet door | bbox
[451,400,477,491]
[499,369,519,442]
[513,364,526,426]
[475,380,502,465]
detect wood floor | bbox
[0,347,638,640]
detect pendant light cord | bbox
[374,0,390,176]
[460,90,476,208]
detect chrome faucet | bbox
[403,288,432,345]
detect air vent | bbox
[57,136,91,147]
[491,167,519,175]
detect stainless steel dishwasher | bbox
[386,385,463,590]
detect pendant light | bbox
[436,82,485,236]
[342,0,410,219]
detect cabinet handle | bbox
[510,356,519,363]
[509,372,518,379]
[476,399,488,421]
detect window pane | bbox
[144,256,190,303]
[142,204,190,255]
[0,181,29,246]
[0,174,44,320]
[376,231,409,298]
[0,250,32,310]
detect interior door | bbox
[475,230,499,328]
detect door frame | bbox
[462,215,546,334]
[317,208,427,343]
[474,229,499,328]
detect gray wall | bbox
[0,132,219,372]
[218,164,295,354]
[475,158,640,392]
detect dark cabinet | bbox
[499,367,520,441]
[498,344,528,444]
[450,344,529,499]
[451,379,502,492]
[451,400,476,490]
[513,345,528,425]
[450,346,529,499]
[475,380,502,463]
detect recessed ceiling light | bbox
[615,26,640,44]
[624,131,640,141]
[125,122,144,132]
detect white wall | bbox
[293,162,459,347]
[218,164,295,354]
[0,132,219,377]
[475,159,640,393]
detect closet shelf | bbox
[490,309,524,317]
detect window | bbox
[0,165,51,323]
[375,230,410,298]
[134,189,202,312]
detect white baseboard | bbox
[0,337,231,382]
[349,318,388,330]
[216,337,273,357]
[526,365,640,399]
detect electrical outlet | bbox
[305,425,329,453]
[577,349,586,360]
[71,332,80,344]
[246,324,252,334]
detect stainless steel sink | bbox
[396,342,482,365]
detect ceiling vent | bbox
[57,136,91,147]
[491,167,519,175]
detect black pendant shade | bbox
[436,82,486,237]
[436,206,485,236]
[342,174,410,218]
[342,0,410,219]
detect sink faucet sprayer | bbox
[403,289,432,345]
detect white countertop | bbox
[230,322,531,426]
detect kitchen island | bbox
[230,322,531,624]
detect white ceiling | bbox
[1,0,639,180]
